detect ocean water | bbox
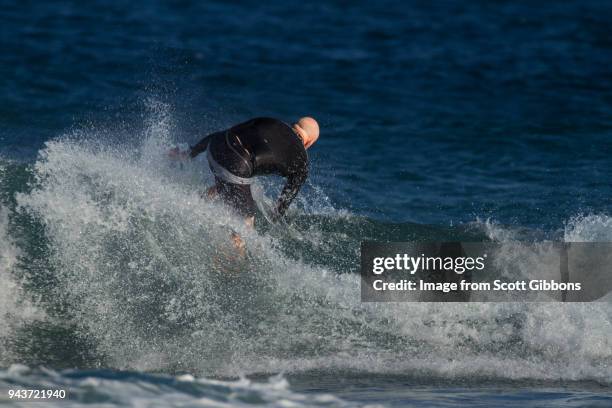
[0,0,611,406]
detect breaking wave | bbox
[0,104,609,384]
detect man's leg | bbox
[215,181,257,255]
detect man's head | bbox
[292,117,319,149]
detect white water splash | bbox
[10,106,612,383]
[565,214,612,242]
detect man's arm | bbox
[274,169,308,219]
[168,132,215,160]
[189,133,214,158]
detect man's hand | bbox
[168,146,190,160]
[168,147,179,159]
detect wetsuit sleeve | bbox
[189,133,216,158]
[274,168,308,218]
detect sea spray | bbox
[6,110,611,382]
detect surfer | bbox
[169,116,319,229]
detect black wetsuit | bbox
[190,117,309,219]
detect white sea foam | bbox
[565,214,612,242]
[10,106,612,383]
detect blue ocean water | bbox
[2,0,611,227]
[0,0,611,406]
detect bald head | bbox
[293,116,319,149]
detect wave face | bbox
[0,107,610,384]
[0,161,44,366]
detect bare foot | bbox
[231,231,246,258]
[206,185,218,199]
